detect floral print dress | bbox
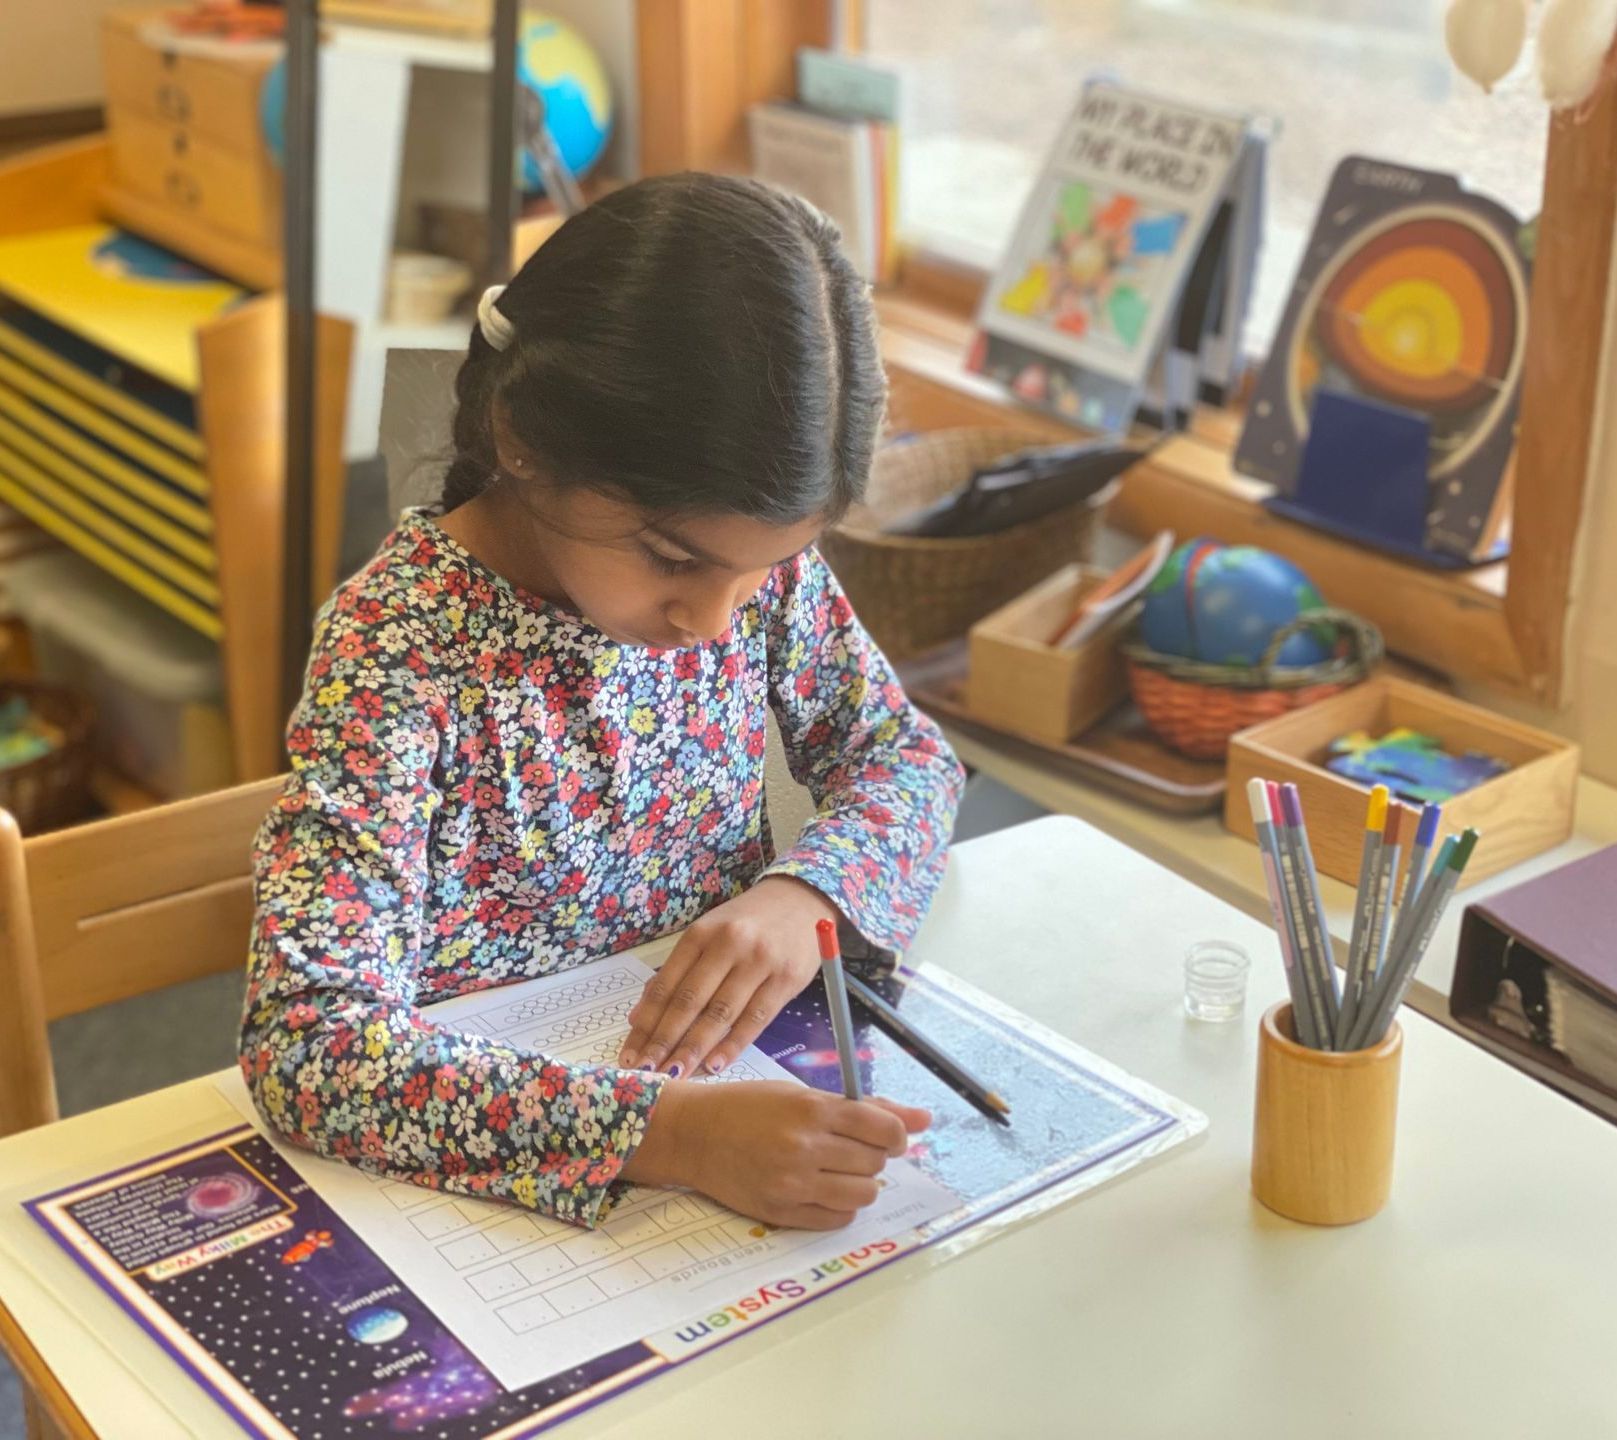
[240,512,964,1228]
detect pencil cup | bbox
[1251,1001,1402,1225]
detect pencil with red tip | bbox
[816,919,863,1101]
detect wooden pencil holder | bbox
[1251,1001,1403,1225]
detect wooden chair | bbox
[0,775,285,1140]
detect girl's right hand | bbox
[620,1080,931,1230]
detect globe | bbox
[1141,539,1333,668]
[1139,538,1216,659]
[259,14,612,191]
[260,58,285,167]
[516,14,613,195]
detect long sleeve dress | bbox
[239,512,964,1229]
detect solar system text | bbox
[669,1241,902,1346]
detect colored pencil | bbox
[1246,779,1477,1053]
[816,919,863,1101]
[1280,784,1341,1041]
[1335,786,1388,1049]
[1366,802,1405,980]
[1385,802,1442,967]
[1402,803,1443,908]
[1347,831,1475,1050]
[1247,779,1318,1048]
[842,971,1012,1126]
[1268,783,1334,1048]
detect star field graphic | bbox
[765,969,1179,1205]
[48,1137,653,1439]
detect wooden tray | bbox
[897,640,1226,815]
[1225,676,1579,888]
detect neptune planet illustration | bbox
[347,1306,410,1346]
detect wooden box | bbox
[102,9,275,154]
[108,112,281,250]
[101,9,282,274]
[967,564,1129,744]
[1225,677,1579,889]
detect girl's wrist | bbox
[621,1079,708,1190]
[754,874,839,924]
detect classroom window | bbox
[863,0,1549,356]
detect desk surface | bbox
[4,817,1616,1437]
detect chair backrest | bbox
[0,776,285,1137]
[380,346,462,519]
[376,349,819,849]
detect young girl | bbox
[241,174,963,1235]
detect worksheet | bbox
[31,956,1204,1440]
[220,955,960,1389]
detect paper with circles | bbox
[215,955,958,1388]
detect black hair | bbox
[441,172,885,526]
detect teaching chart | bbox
[27,956,1207,1439]
[27,1126,939,1440]
[217,956,960,1388]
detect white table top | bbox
[4,816,1616,1437]
[945,727,1617,1008]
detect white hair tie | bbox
[477,285,517,352]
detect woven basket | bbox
[819,427,1118,660]
[1122,607,1384,760]
[0,680,95,833]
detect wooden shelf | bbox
[876,304,1533,697]
[88,767,162,817]
[324,20,493,70]
[879,56,1617,713]
[0,138,353,784]
[1112,436,1523,691]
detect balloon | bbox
[1537,0,1617,108]
[1444,0,1529,92]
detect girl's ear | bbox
[489,407,539,478]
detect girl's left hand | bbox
[618,877,840,1078]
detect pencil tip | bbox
[1264,780,1283,824]
[1416,802,1442,846]
[1382,802,1402,843]
[1246,778,1270,824]
[1452,828,1480,869]
[986,1092,1011,1113]
[1367,785,1388,828]
[815,918,839,961]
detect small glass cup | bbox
[1183,941,1251,1022]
